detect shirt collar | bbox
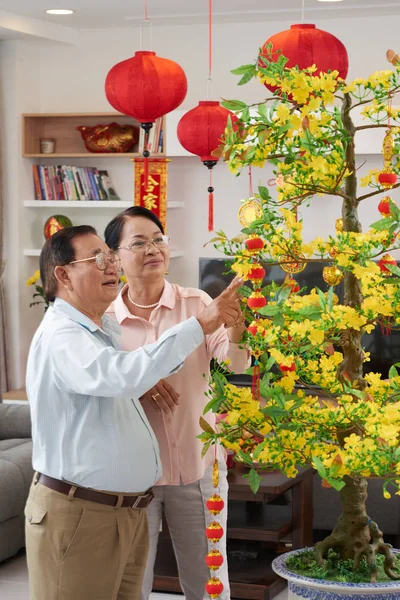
[111,280,176,325]
[53,297,102,333]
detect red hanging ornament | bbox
[247,291,267,311]
[105,50,187,185]
[205,549,224,571]
[378,169,398,189]
[260,24,348,91]
[279,362,296,373]
[205,577,224,599]
[206,521,224,543]
[245,235,264,255]
[247,321,266,337]
[378,196,392,215]
[248,265,266,287]
[378,253,397,274]
[285,276,300,293]
[206,494,225,515]
[177,101,237,231]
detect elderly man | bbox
[25,225,243,600]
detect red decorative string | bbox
[209,0,213,79]
[144,0,148,20]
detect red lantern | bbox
[105,51,187,184]
[378,196,391,215]
[205,577,224,599]
[247,321,266,337]
[285,276,300,293]
[260,24,348,91]
[378,253,397,274]
[177,101,237,231]
[378,170,398,189]
[279,362,296,373]
[206,494,225,515]
[206,522,224,543]
[245,236,264,255]
[248,265,266,287]
[247,292,267,311]
[205,550,224,571]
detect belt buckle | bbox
[131,494,145,509]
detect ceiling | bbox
[1,0,400,29]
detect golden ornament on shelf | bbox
[76,122,138,153]
[335,218,344,233]
[323,266,343,286]
[238,198,262,227]
[279,253,306,274]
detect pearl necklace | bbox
[127,289,159,309]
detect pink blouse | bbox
[106,281,250,485]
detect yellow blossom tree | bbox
[202,49,400,580]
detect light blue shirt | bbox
[26,298,204,493]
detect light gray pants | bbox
[141,457,230,600]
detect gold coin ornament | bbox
[323,266,343,286]
[238,198,263,227]
[279,253,307,274]
[335,218,344,233]
[329,246,340,259]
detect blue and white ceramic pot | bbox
[272,549,400,600]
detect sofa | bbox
[0,403,33,562]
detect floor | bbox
[0,551,289,599]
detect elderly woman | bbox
[105,207,249,600]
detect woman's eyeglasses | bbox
[68,251,122,272]
[118,235,170,252]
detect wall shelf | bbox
[24,249,185,259]
[24,200,184,209]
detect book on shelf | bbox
[32,165,120,201]
[138,116,164,154]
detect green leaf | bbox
[317,288,327,309]
[199,417,215,434]
[258,304,281,316]
[258,185,271,200]
[296,306,322,320]
[238,70,256,86]
[258,103,268,119]
[213,371,227,396]
[386,263,400,277]
[231,64,256,75]
[248,467,263,494]
[236,449,254,466]
[312,455,327,479]
[328,478,346,492]
[260,354,276,371]
[370,216,395,231]
[201,439,212,458]
[389,362,400,378]
[252,440,267,460]
[220,99,248,111]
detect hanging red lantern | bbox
[205,577,224,599]
[260,24,348,91]
[378,169,398,189]
[206,521,224,543]
[248,265,266,286]
[245,236,264,255]
[247,321,266,337]
[378,253,397,274]
[279,362,296,373]
[105,51,187,184]
[378,196,392,215]
[285,276,300,293]
[177,101,237,231]
[205,549,224,571]
[206,494,225,515]
[247,291,267,311]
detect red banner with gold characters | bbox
[133,158,169,232]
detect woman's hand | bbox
[140,379,180,413]
[227,320,246,343]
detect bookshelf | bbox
[23,200,184,209]
[22,112,165,158]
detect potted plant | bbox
[200,44,400,595]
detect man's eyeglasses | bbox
[68,251,122,272]
[118,235,170,252]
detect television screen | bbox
[199,257,399,378]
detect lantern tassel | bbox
[208,170,214,231]
[144,155,149,189]
[252,359,261,401]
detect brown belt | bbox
[37,473,154,509]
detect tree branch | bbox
[355,124,396,132]
[357,181,400,202]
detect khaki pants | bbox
[25,478,149,600]
[141,457,230,600]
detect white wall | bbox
[2,13,400,387]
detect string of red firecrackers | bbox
[205,452,225,599]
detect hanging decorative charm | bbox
[323,266,343,286]
[248,265,266,286]
[238,198,263,227]
[247,291,267,311]
[245,235,265,255]
[279,253,306,274]
[285,275,300,293]
[335,218,344,233]
[378,129,398,189]
[378,196,392,215]
[205,456,224,599]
